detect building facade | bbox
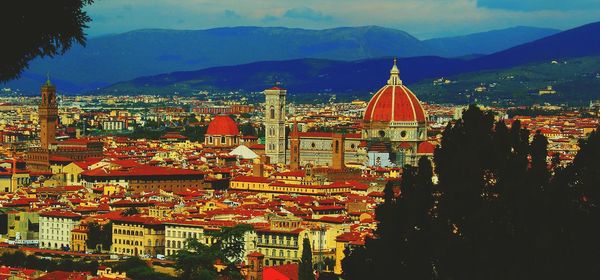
[39,210,81,250]
[26,81,103,172]
[111,215,165,257]
[264,87,287,164]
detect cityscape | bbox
[1,1,600,280]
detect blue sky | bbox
[85,0,600,39]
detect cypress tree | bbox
[299,237,314,280]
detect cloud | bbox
[476,0,600,11]
[261,15,279,23]
[283,7,333,21]
[83,0,600,39]
[223,9,241,19]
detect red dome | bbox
[363,60,426,123]
[417,141,435,154]
[363,84,426,123]
[206,115,239,135]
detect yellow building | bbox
[71,224,88,253]
[230,176,351,198]
[111,215,165,257]
[6,210,39,241]
[8,171,30,193]
[333,232,364,275]
[96,267,127,279]
[62,161,90,186]
[255,215,308,266]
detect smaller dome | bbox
[206,115,239,136]
[417,142,435,154]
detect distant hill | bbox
[101,56,467,101]
[411,56,600,105]
[101,21,600,103]
[469,22,600,70]
[423,26,560,57]
[4,25,563,94]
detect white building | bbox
[102,120,125,131]
[165,221,257,263]
[39,210,81,250]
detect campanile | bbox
[39,78,58,149]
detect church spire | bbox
[46,72,52,86]
[387,58,402,85]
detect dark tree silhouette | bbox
[342,158,435,279]
[343,105,600,279]
[299,237,314,280]
[86,221,112,252]
[1,0,94,81]
[122,207,140,216]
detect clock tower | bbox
[39,77,58,149]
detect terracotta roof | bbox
[206,115,239,136]
[417,141,435,154]
[272,170,305,177]
[231,176,271,183]
[81,165,205,178]
[40,210,81,219]
[111,214,162,225]
[263,264,298,280]
[364,83,426,123]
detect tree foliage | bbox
[86,222,112,252]
[0,251,99,275]
[122,207,140,216]
[1,0,94,81]
[299,237,314,280]
[173,224,253,280]
[343,104,600,279]
[112,257,175,280]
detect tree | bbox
[299,237,314,280]
[173,224,253,280]
[341,105,600,279]
[122,207,140,216]
[86,222,113,252]
[1,0,94,81]
[112,257,175,280]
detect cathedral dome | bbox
[206,115,239,136]
[363,59,426,123]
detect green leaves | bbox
[1,0,94,81]
[299,237,314,280]
[173,224,253,280]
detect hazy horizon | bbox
[84,0,600,39]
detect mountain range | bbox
[101,21,600,102]
[5,25,560,93]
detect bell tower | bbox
[264,86,286,164]
[246,252,264,280]
[289,121,300,171]
[39,76,58,149]
[332,133,345,170]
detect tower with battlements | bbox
[39,78,58,149]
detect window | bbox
[221,136,226,144]
[270,106,275,119]
[401,130,407,138]
[378,130,386,137]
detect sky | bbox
[85,0,600,39]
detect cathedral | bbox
[26,79,103,172]
[264,59,433,169]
